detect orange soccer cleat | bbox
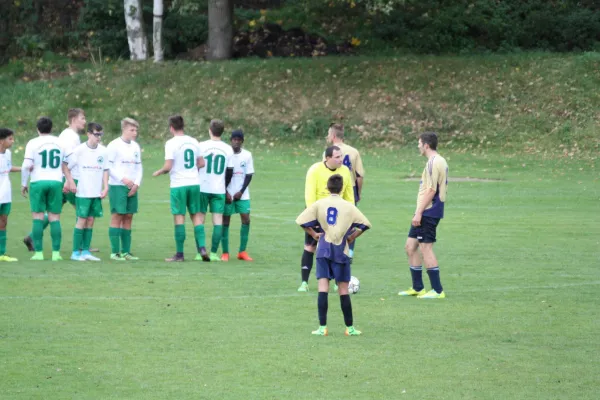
[237,251,253,261]
[221,253,229,262]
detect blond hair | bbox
[67,108,84,123]
[329,123,344,139]
[121,117,140,131]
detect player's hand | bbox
[68,180,77,193]
[101,188,109,199]
[122,177,134,188]
[128,184,139,197]
[152,170,162,177]
[233,192,243,201]
[411,213,422,227]
[21,186,28,198]
[311,232,323,241]
[63,182,70,193]
[225,192,232,204]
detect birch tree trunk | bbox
[124,0,147,61]
[207,0,233,60]
[153,0,163,62]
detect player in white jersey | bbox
[106,118,143,261]
[152,115,206,262]
[21,117,70,261]
[64,123,109,262]
[197,119,234,261]
[0,128,21,262]
[220,130,254,262]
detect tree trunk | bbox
[207,0,233,60]
[153,0,164,62]
[124,0,147,61]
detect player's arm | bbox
[107,144,127,184]
[101,169,109,199]
[152,159,173,176]
[347,208,372,243]
[342,169,355,203]
[133,146,143,187]
[296,203,320,239]
[225,167,234,187]
[62,151,77,193]
[196,156,205,169]
[20,143,34,196]
[305,167,317,207]
[234,174,253,201]
[10,166,21,172]
[354,152,365,198]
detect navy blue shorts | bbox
[353,186,360,204]
[408,216,440,243]
[304,225,323,246]
[316,258,351,282]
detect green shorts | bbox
[109,185,138,215]
[29,180,64,214]
[0,203,11,216]
[224,199,251,216]
[199,192,226,214]
[76,197,104,218]
[63,178,78,206]
[170,185,201,215]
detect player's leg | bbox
[119,188,138,260]
[46,181,65,261]
[333,262,360,336]
[398,225,427,296]
[417,217,444,299]
[0,205,17,261]
[28,182,47,259]
[71,197,86,260]
[237,200,252,261]
[209,194,225,261]
[80,216,100,261]
[166,187,187,262]
[298,232,318,292]
[220,211,231,261]
[312,258,332,336]
[23,212,47,252]
[194,191,210,261]
[108,185,125,259]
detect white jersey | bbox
[198,139,234,194]
[226,149,254,201]
[106,138,143,187]
[0,150,12,204]
[165,135,201,188]
[58,128,81,179]
[23,135,64,183]
[66,143,108,198]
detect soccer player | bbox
[107,118,143,261]
[296,174,371,336]
[152,115,206,262]
[398,132,449,299]
[21,117,70,261]
[64,123,108,261]
[325,123,365,259]
[23,108,87,251]
[197,119,234,262]
[298,145,354,292]
[0,128,21,262]
[221,129,254,262]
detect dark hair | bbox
[329,123,344,139]
[169,115,184,131]
[231,129,244,141]
[419,132,438,150]
[0,128,14,140]
[324,145,341,158]
[67,108,84,123]
[37,117,53,134]
[87,122,103,133]
[209,119,225,137]
[327,174,344,194]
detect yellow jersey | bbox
[305,162,354,207]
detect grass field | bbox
[0,142,598,399]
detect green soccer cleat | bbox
[30,252,44,261]
[209,252,220,262]
[333,283,339,292]
[0,254,18,262]
[398,287,427,297]
[345,326,362,336]
[195,247,210,262]
[52,251,63,261]
[297,281,309,292]
[311,326,328,336]
[122,253,139,261]
[110,253,126,261]
[418,290,446,299]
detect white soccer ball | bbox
[348,276,360,294]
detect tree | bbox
[153,0,164,62]
[207,0,233,60]
[124,0,147,60]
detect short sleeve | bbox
[246,153,255,175]
[164,140,175,160]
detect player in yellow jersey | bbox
[298,146,354,292]
[296,174,371,336]
[398,132,449,299]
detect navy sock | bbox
[410,266,424,291]
[301,250,314,282]
[340,294,353,327]
[426,267,443,293]
[318,292,328,326]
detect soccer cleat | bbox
[398,287,427,297]
[237,251,253,261]
[345,326,362,336]
[110,253,126,261]
[122,253,139,261]
[297,281,309,292]
[165,254,184,262]
[0,254,18,262]
[311,326,329,336]
[418,290,446,299]
[195,247,210,262]
[23,236,34,252]
[209,252,220,262]
[81,251,101,261]
[71,251,85,261]
[52,252,63,261]
[30,252,44,261]
[221,253,229,262]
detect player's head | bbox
[86,122,103,145]
[418,131,438,155]
[230,129,244,152]
[37,117,53,135]
[327,123,344,144]
[68,108,86,131]
[324,145,343,169]
[121,117,139,141]
[209,119,224,138]
[327,174,344,195]
[0,128,15,149]
[168,115,184,134]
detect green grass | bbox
[0,144,598,399]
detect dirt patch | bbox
[403,177,503,182]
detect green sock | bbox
[194,224,205,249]
[109,227,121,254]
[49,221,61,252]
[29,213,49,239]
[211,225,223,253]
[221,225,230,253]
[73,228,84,252]
[32,219,44,251]
[121,229,132,254]
[83,229,93,251]
[0,229,6,255]
[240,223,250,252]
[175,224,186,253]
